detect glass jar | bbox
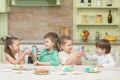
[96,0,102,7]
[89,14,95,23]
[106,0,112,6]
[96,14,102,23]
[82,14,88,23]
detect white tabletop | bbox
[0,64,120,80]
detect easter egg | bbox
[85,66,90,71]
[15,64,20,69]
[30,47,34,52]
[63,66,72,72]
[20,64,26,69]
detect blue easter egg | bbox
[30,48,34,52]
[63,66,72,72]
[85,66,90,71]
[78,46,83,51]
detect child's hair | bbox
[95,39,111,54]
[44,32,60,52]
[4,36,19,59]
[59,35,72,46]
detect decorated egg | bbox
[15,64,20,69]
[20,64,26,69]
[30,47,34,52]
[63,66,72,72]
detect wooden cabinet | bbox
[0,0,10,13]
[11,0,61,6]
[73,0,120,43]
[0,13,8,63]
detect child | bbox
[58,35,83,65]
[82,39,116,68]
[3,36,36,64]
[34,32,60,66]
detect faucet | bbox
[31,45,38,58]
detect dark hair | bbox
[44,32,60,52]
[4,36,19,59]
[95,39,111,54]
[59,35,72,46]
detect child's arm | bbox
[97,54,116,68]
[29,52,37,62]
[65,51,82,65]
[83,50,97,61]
[5,52,27,64]
[34,61,50,66]
[76,57,81,65]
[18,50,24,64]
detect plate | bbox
[13,67,26,70]
[86,70,100,73]
[1,69,12,72]
[34,72,49,75]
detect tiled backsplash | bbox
[8,0,73,40]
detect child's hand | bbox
[24,48,32,55]
[76,50,84,57]
[34,61,41,66]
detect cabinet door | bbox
[0,13,8,38]
[0,0,9,13]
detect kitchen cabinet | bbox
[0,0,10,13]
[11,0,61,6]
[0,13,8,63]
[73,0,120,43]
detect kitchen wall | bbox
[8,0,73,40]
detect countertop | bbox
[0,39,120,45]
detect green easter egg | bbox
[15,64,20,69]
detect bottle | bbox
[106,0,112,6]
[81,0,84,6]
[108,10,112,23]
[95,31,101,41]
[88,0,91,6]
[96,0,102,7]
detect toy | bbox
[14,64,26,69]
[85,66,99,72]
[62,66,72,72]
[77,46,84,51]
[26,47,34,52]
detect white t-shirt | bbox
[84,52,116,68]
[59,51,76,65]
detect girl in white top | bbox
[3,36,36,64]
[58,35,83,65]
[82,39,116,68]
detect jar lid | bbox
[96,14,102,16]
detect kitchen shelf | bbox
[77,23,119,26]
[73,0,120,42]
[77,6,119,9]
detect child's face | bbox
[61,40,73,54]
[9,40,20,52]
[44,38,54,50]
[96,47,105,55]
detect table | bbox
[0,64,120,80]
